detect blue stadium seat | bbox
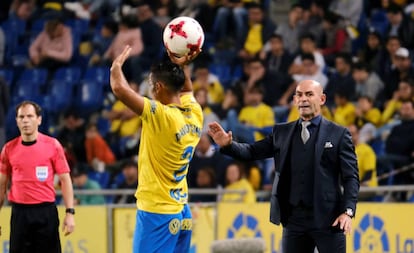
[209,63,232,89]
[14,80,43,101]
[83,67,110,85]
[65,18,90,37]
[18,68,48,86]
[74,80,104,116]
[0,68,14,86]
[53,67,82,84]
[45,80,75,113]
[31,18,47,37]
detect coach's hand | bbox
[208,121,233,147]
[63,213,75,236]
[332,214,352,235]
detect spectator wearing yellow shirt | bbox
[348,124,378,187]
[332,91,356,127]
[237,3,276,61]
[193,62,224,106]
[381,79,414,125]
[355,96,382,143]
[228,84,275,142]
[221,161,256,203]
[194,87,221,132]
[103,81,142,158]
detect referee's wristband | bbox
[66,208,75,215]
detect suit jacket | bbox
[221,117,359,228]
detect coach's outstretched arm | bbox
[110,45,145,115]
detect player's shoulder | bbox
[3,136,21,151]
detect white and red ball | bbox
[163,16,205,57]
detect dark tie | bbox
[301,121,311,144]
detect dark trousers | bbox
[282,205,345,253]
[10,202,61,253]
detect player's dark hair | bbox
[15,100,42,117]
[150,60,185,92]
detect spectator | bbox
[356,28,383,72]
[9,0,35,21]
[274,4,304,54]
[228,84,275,143]
[332,90,356,127]
[381,79,414,125]
[189,166,217,203]
[89,18,118,66]
[211,85,244,129]
[377,100,414,189]
[136,2,162,71]
[104,14,144,83]
[29,17,73,71]
[385,3,414,50]
[319,11,351,65]
[237,3,276,61]
[193,62,225,106]
[376,35,401,83]
[352,62,384,104]
[102,80,141,159]
[292,53,328,90]
[213,0,247,46]
[260,33,294,76]
[348,124,378,187]
[221,161,256,203]
[354,96,381,143]
[300,1,325,46]
[71,163,106,205]
[57,110,87,163]
[329,0,363,27]
[289,33,326,75]
[382,47,414,102]
[325,53,356,108]
[113,159,138,204]
[188,133,230,187]
[194,88,221,133]
[84,122,116,172]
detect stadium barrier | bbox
[1,186,414,253]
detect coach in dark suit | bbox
[208,79,359,253]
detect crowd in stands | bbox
[1,0,414,204]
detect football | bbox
[163,16,205,57]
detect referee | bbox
[0,101,75,253]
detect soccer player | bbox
[110,45,203,253]
[0,101,75,252]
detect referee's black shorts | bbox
[10,202,61,253]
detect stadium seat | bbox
[17,68,48,86]
[45,80,75,112]
[0,68,14,86]
[83,66,110,85]
[14,80,43,102]
[209,63,232,89]
[74,80,104,116]
[65,18,90,37]
[5,107,19,141]
[53,67,82,84]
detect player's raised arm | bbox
[110,45,145,115]
[167,48,201,94]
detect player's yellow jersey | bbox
[136,94,203,214]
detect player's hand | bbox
[332,214,352,235]
[208,121,233,147]
[62,213,75,236]
[167,48,201,66]
[110,45,131,74]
